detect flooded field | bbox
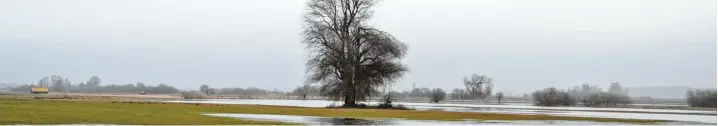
[166,99,717,124]
[204,113,644,125]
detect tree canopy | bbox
[463,74,493,100]
[302,0,408,107]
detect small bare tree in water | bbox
[302,0,409,107]
[495,92,504,104]
[430,88,446,103]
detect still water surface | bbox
[204,113,636,125]
[165,99,717,124]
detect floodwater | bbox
[409,105,716,124]
[402,102,714,115]
[165,99,717,124]
[203,113,635,125]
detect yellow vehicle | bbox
[31,87,49,94]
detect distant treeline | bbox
[11,83,180,94]
[193,85,291,96]
[686,89,717,107]
[10,75,179,94]
[214,87,287,95]
[532,82,633,107]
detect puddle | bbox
[203,113,652,125]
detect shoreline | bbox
[0,97,672,125]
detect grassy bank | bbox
[0,98,290,125]
[0,97,668,125]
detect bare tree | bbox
[607,82,628,95]
[292,84,315,99]
[302,0,408,107]
[495,92,504,104]
[463,74,493,100]
[86,76,101,92]
[37,77,50,88]
[582,92,631,107]
[686,89,717,107]
[78,82,85,92]
[62,78,71,95]
[532,87,576,106]
[87,76,101,86]
[199,85,214,95]
[136,82,147,92]
[181,91,207,99]
[410,87,432,97]
[568,84,602,100]
[430,88,446,103]
[50,75,66,92]
[450,88,471,100]
[570,83,631,107]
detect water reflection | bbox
[314,118,393,125]
[169,99,717,124]
[204,113,473,125]
[203,113,666,125]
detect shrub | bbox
[180,91,208,99]
[686,89,717,107]
[532,87,575,106]
[377,93,395,108]
[495,92,504,104]
[429,88,446,103]
[581,92,631,107]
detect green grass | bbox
[0,98,291,125]
[0,98,668,125]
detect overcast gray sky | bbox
[0,0,715,94]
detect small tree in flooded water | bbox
[495,92,504,104]
[430,88,446,103]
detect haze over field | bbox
[0,0,715,95]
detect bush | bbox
[326,99,411,110]
[372,93,409,110]
[532,87,575,106]
[686,89,717,107]
[429,88,446,103]
[180,91,208,99]
[377,93,395,108]
[581,92,631,107]
[495,92,504,104]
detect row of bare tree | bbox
[686,89,716,107]
[532,82,632,107]
[11,76,179,94]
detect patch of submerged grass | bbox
[0,98,667,125]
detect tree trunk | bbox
[344,93,357,107]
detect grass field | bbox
[0,97,669,125]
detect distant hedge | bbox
[686,89,716,107]
[532,87,575,106]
